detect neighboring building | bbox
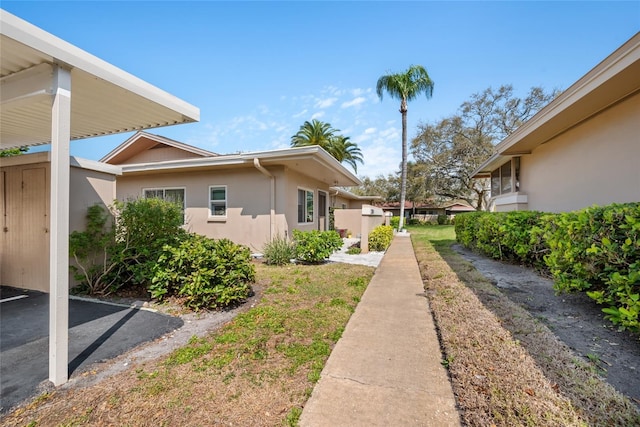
[102,131,363,252]
[381,200,475,221]
[473,32,640,213]
[330,187,382,210]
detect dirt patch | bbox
[453,244,640,404]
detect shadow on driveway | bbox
[0,287,183,413]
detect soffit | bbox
[0,11,199,150]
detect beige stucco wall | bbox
[519,93,640,212]
[0,154,117,291]
[69,167,117,232]
[116,165,338,252]
[334,209,362,236]
[117,167,280,252]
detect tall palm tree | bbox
[376,65,434,230]
[291,120,364,173]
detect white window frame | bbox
[297,187,315,224]
[208,185,227,219]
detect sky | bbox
[3,1,639,179]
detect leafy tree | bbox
[353,174,400,202]
[291,119,364,173]
[376,65,434,230]
[0,146,29,157]
[411,85,558,210]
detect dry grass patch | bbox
[410,225,640,427]
[1,262,373,427]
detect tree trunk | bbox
[399,99,408,230]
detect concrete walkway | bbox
[300,234,461,426]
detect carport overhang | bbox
[0,10,199,386]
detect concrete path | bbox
[300,234,460,426]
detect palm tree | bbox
[291,120,364,173]
[376,65,434,230]
[291,119,337,147]
[327,135,363,173]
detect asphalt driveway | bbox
[0,286,183,414]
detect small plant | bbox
[437,214,449,225]
[292,230,343,263]
[390,216,400,230]
[69,204,119,295]
[262,235,295,265]
[346,246,362,255]
[368,225,393,251]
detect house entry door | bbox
[318,191,327,231]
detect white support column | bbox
[49,65,71,386]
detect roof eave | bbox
[484,32,640,165]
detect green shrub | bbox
[437,215,449,225]
[455,203,640,332]
[292,230,343,264]
[69,198,186,295]
[390,216,400,230]
[541,204,640,331]
[455,211,546,266]
[369,225,393,251]
[262,235,295,266]
[113,197,186,287]
[151,234,255,310]
[346,246,362,255]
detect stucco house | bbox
[101,131,369,252]
[473,32,640,212]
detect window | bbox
[491,169,500,196]
[143,187,185,208]
[500,162,512,194]
[209,186,227,217]
[490,157,521,197]
[143,187,186,222]
[297,189,314,223]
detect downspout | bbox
[253,158,275,241]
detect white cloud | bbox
[364,127,376,134]
[358,139,400,178]
[315,97,338,108]
[341,97,366,109]
[311,111,325,120]
[292,109,308,118]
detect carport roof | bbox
[0,9,200,150]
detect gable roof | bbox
[100,131,218,163]
[473,32,640,177]
[105,133,362,187]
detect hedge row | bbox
[455,203,640,332]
